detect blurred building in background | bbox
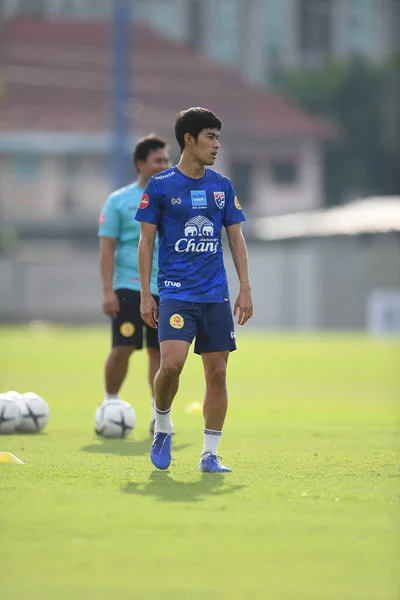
[0,0,399,331]
[1,0,399,86]
[0,18,334,223]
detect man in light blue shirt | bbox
[98,134,170,433]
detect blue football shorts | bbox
[158,299,236,354]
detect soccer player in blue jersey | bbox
[98,134,170,433]
[136,108,253,472]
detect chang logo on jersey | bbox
[175,216,219,254]
[183,216,214,237]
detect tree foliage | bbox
[280,57,400,205]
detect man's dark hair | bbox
[133,134,168,169]
[175,107,222,152]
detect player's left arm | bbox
[226,223,253,326]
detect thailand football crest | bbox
[214,191,225,209]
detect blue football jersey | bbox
[135,167,245,302]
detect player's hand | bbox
[234,285,253,326]
[102,290,119,318]
[140,292,158,329]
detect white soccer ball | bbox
[0,393,20,434]
[4,390,24,427]
[18,392,50,433]
[95,400,136,439]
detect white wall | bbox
[0,155,64,221]
[1,235,398,330]
[0,154,111,222]
[0,139,324,221]
[251,140,323,216]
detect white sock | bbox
[155,407,173,434]
[105,392,119,402]
[202,429,222,456]
[151,398,156,421]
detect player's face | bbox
[193,128,220,165]
[139,148,170,179]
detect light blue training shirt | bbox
[98,182,158,295]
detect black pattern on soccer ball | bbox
[109,408,133,438]
[22,405,46,432]
[0,406,15,425]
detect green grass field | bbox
[0,326,399,600]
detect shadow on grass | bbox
[80,438,191,457]
[121,470,246,503]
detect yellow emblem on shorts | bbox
[120,322,135,337]
[170,314,184,329]
[234,196,242,210]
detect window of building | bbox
[264,0,284,53]
[95,156,109,179]
[13,154,41,180]
[189,0,202,50]
[271,161,298,185]
[263,0,285,82]
[133,0,181,39]
[47,0,111,20]
[230,161,251,207]
[208,0,240,66]
[347,0,372,55]
[17,0,46,17]
[299,0,333,64]
[62,155,81,213]
[6,0,112,20]
[61,192,75,214]
[65,155,80,176]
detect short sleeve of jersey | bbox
[135,177,162,225]
[223,179,246,227]
[98,194,120,238]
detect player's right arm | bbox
[135,180,162,329]
[138,222,158,328]
[100,237,119,318]
[98,195,120,318]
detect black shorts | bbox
[112,289,159,350]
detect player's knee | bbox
[110,346,134,362]
[159,360,183,379]
[206,364,227,386]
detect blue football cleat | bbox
[199,453,232,473]
[151,432,172,470]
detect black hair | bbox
[133,134,168,169]
[174,107,222,152]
